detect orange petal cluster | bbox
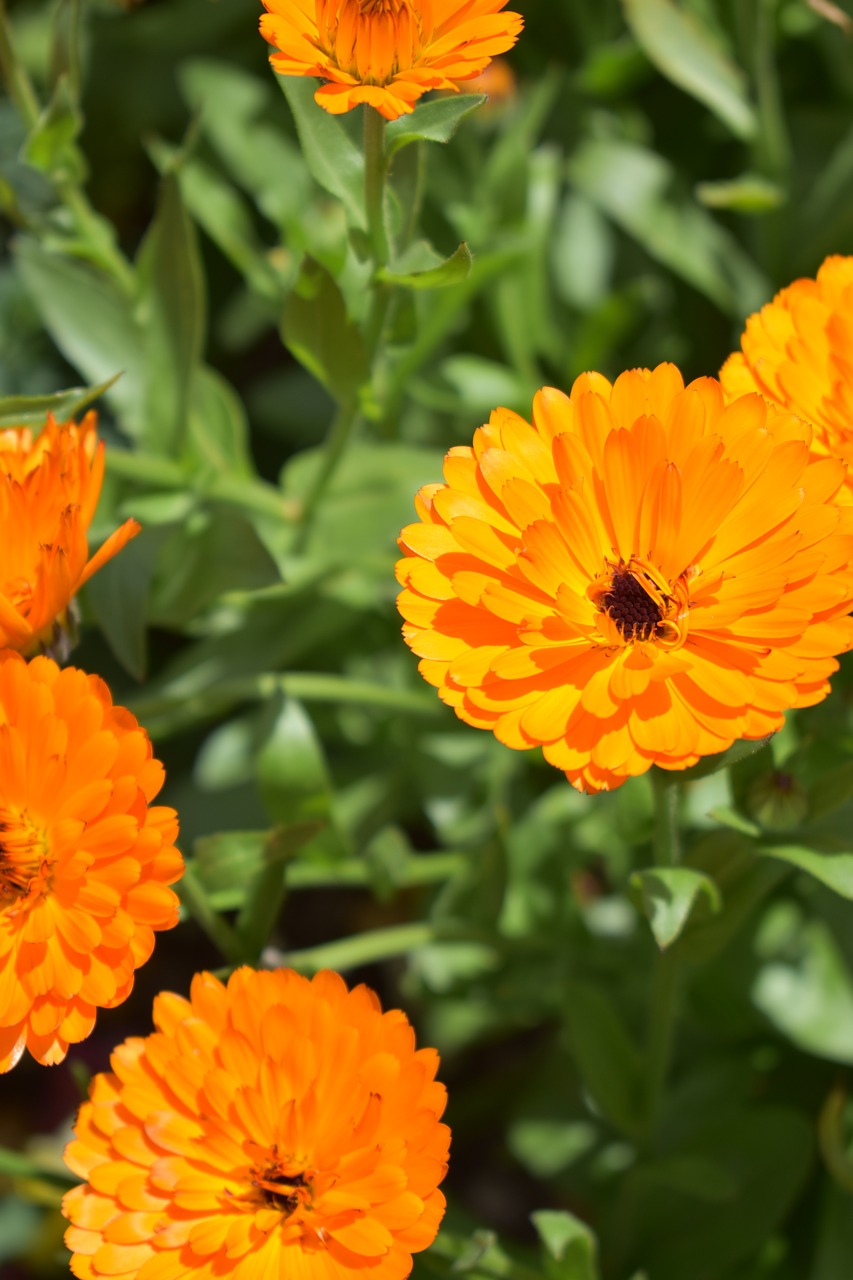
[260,0,523,120]
[0,653,182,1071]
[396,364,853,793]
[63,966,450,1280]
[721,255,853,498]
[0,412,140,656]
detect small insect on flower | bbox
[259,0,524,120]
[63,966,450,1280]
[0,412,139,658]
[0,652,181,1070]
[396,364,853,793]
[721,254,853,498]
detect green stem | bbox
[0,0,40,127]
[652,769,682,867]
[272,922,436,975]
[364,105,389,268]
[645,771,685,1139]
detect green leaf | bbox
[378,241,473,290]
[385,94,486,156]
[759,844,853,900]
[83,524,170,680]
[696,174,785,213]
[23,73,83,180]
[281,257,369,405]
[531,1210,598,1280]
[148,504,280,628]
[13,237,147,437]
[680,735,775,783]
[564,980,644,1137]
[275,76,365,227]
[567,139,769,316]
[0,376,119,428]
[806,759,853,822]
[623,0,756,139]
[136,172,205,456]
[257,695,336,830]
[147,136,287,302]
[180,59,312,232]
[753,919,853,1063]
[630,867,721,949]
[508,1120,597,1180]
[187,365,254,479]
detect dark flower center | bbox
[602,569,664,641]
[258,1170,307,1215]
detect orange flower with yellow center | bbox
[0,412,140,657]
[396,364,853,793]
[63,966,450,1280]
[0,652,182,1071]
[259,0,523,120]
[721,255,853,498]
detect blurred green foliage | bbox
[4,1,853,1278]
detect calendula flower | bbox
[0,653,181,1071]
[259,0,523,121]
[0,412,140,657]
[396,364,853,793]
[721,255,853,496]
[63,966,450,1280]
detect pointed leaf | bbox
[14,237,146,437]
[623,0,756,138]
[630,867,721,949]
[759,844,853,900]
[385,94,486,156]
[378,241,473,290]
[531,1210,598,1280]
[281,256,369,403]
[0,376,119,428]
[136,173,205,456]
[275,75,365,227]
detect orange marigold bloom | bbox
[396,364,853,793]
[259,0,523,121]
[63,966,450,1280]
[0,653,182,1071]
[0,412,140,656]
[721,255,853,497]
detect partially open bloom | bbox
[260,0,523,120]
[0,412,140,656]
[721,255,853,497]
[396,364,853,792]
[0,653,181,1070]
[63,966,449,1280]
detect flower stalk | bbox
[644,770,684,1140]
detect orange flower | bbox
[0,412,140,657]
[396,364,853,793]
[259,0,523,121]
[721,255,853,497]
[63,966,450,1280]
[0,652,182,1071]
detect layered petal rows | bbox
[721,254,853,497]
[396,364,853,792]
[260,0,523,119]
[0,653,182,1070]
[0,413,140,656]
[63,966,450,1280]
